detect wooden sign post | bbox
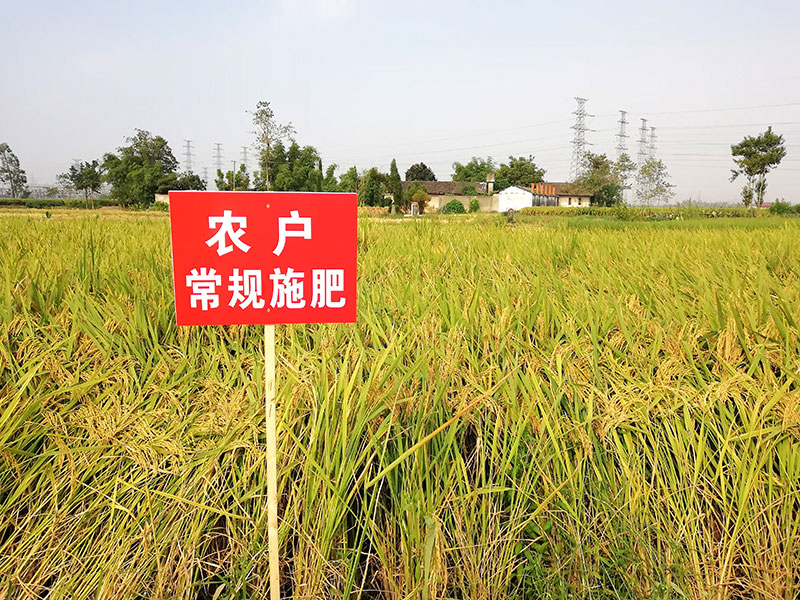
[168,191,358,598]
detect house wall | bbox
[557,195,591,207]
[427,195,498,212]
[497,188,533,212]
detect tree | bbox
[360,168,385,206]
[442,198,466,214]
[322,164,339,192]
[103,130,179,207]
[155,172,206,193]
[258,142,324,192]
[636,158,675,206]
[613,153,636,193]
[570,152,631,205]
[0,143,28,198]
[387,159,403,209]
[338,167,359,193]
[250,100,295,190]
[593,183,623,207]
[58,160,103,207]
[452,156,495,182]
[407,184,430,214]
[495,155,545,191]
[215,164,251,191]
[731,127,786,208]
[405,162,436,181]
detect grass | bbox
[0,212,798,599]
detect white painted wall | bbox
[557,195,591,207]
[497,187,533,212]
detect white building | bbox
[497,186,533,212]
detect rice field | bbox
[1,211,799,599]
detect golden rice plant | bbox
[0,211,798,599]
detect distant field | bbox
[1,213,798,599]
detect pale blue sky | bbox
[2,0,799,202]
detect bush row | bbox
[0,198,119,209]
[517,205,790,220]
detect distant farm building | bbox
[402,180,490,212]
[530,182,591,207]
[398,179,592,213]
[497,186,533,213]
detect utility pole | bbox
[569,97,593,181]
[615,110,629,160]
[183,140,194,173]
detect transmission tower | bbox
[615,110,629,160]
[183,140,194,173]
[202,166,209,182]
[241,146,249,172]
[569,97,593,181]
[637,119,649,166]
[648,127,657,159]
[213,143,223,172]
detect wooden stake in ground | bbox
[264,324,280,600]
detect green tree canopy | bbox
[58,160,103,206]
[360,168,385,206]
[103,130,179,206]
[452,156,495,182]
[215,164,251,191]
[261,142,324,192]
[731,127,786,208]
[250,100,295,190]
[322,164,339,192]
[405,162,436,181]
[593,183,623,207]
[570,152,634,205]
[495,155,545,191]
[155,172,206,194]
[636,158,675,206]
[338,167,360,193]
[387,159,403,209]
[0,143,28,199]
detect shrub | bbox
[151,201,170,212]
[461,184,477,196]
[469,198,480,213]
[442,199,466,214]
[768,201,793,215]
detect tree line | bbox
[0,102,787,209]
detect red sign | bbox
[168,191,357,326]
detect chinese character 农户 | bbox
[207,210,251,256]
[269,267,306,309]
[186,267,222,310]
[273,210,311,256]
[228,269,266,309]
[310,269,345,308]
